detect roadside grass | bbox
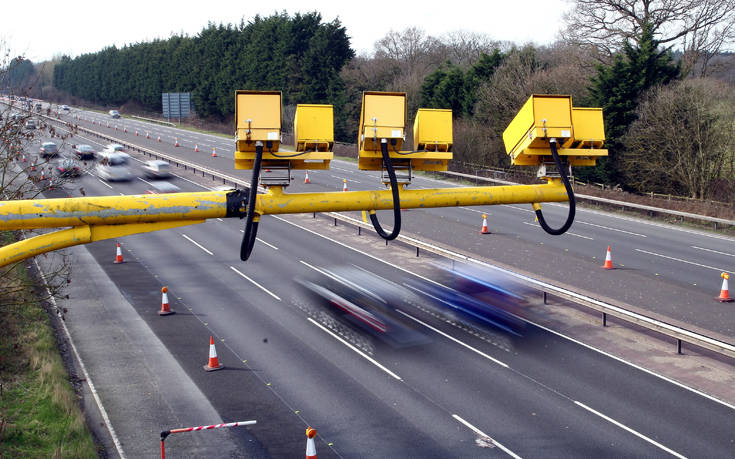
[0,232,98,458]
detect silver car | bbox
[97,152,132,181]
[141,160,171,179]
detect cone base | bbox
[480,229,490,234]
[716,296,734,302]
[158,310,175,316]
[203,363,224,371]
[601,264,614,269]
[113,260,124,264]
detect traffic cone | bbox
[305,427,317,459]
[194,144,199,152]
[717,272,734,302]
[146,131,150,139]
[203,336,224,371]
[174,138,180,147]
[106,121,110,128]
[157,136,161,142]
[30,161,35,172]
[115,125,118,131]
[211,147,217,157]
[135,130,139,136]
[342,179,347,192]
[123,126,127,133]
[304,170,310,184]
[480,214,490,234]
[601,245,614,269]
[113,242,124,264]
[40,169,45,180]
[48,177,53,190]
[159,286,175,315]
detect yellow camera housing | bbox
[292,104,334,170]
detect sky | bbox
[2,0,573,63]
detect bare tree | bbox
[562,0,735,75]
[622,78,735,199]
[438,31,506,67]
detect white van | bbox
[97,152,132,181]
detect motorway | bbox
[8,103,735,457]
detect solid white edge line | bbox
[452,414,521,458]
[306,317,402,380]
[574,401,687,459]
[396,309,509,368]
[32,258,127,459]
[181,234,213,255]
[634,248,732,273]
[229,266,281,301]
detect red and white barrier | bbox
[159,420,256,459]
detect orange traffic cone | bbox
[601,245,614,269]
[22,154,26,162]
[115,125,118,131]
[146,131,150,139]
[717,272,734,302]
[135,130,139,136]
[159,286,175,315]
[203,336,224,371]
[48,177,53,190]
[123,126,127,133]
[157,136,161,142]
[113,241,124,264]
[174,138,180,147]
[211,147,217,157]
[480,214,490,234]
[194,144,199,152]
[30,161,35,172]
[106,122,110,128]
[40,170,45,180]
[342,179,347,192]
[305,427,317,459]
[304,170,310,184]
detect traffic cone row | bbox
[114,241,124,263]
[717,272,733,302]
[159,286,175,315]
[203,336,224,371]
[480,214,490,234]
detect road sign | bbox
[162,93,191,123]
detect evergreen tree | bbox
[584,23,680,185]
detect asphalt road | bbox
[24,123,734,457]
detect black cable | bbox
[534,139,575,235]
[369,139,402,240]
[240,143,263,261]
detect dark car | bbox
[40,142,59,158]
[56,159,81,178]
[74,144,96,160]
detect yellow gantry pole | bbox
[0,180,568,266]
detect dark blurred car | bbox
[56,158,81,178]
[40,141,59,158]
[74,144,96,160]
[296,266,430,348]
[404,263,530,337]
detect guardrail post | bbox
[602,312,607,327]
[543,291,548,305]
[677,339,682,354]
[416,246,419,257]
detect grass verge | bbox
[0,232,99,458]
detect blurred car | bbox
[104,143,125,152]
[34,103,42,112]
[141,160,171,179]
[55,158,82,178]
[108,110,120,118]
[404,262,530,337]
[144,181,180,194]
[296,266,431,348]
[24,119,38,130]
[39,141,59,158]
[61,105,70,111]
[74,144,96,160]
[96,152,132,181]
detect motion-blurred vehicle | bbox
[144,181,180,194]
[74,144,96,160]
[39,142,59,158]
[296,265,430,347]
[404,262,530,337]
[24,119,38,130]
[108,110,120,118]
[61,105,70,111]
[55,158,82,178]
[141,160,171,179]
[96,152,132,181]
[105,143,124,152]
[34,103,42,112]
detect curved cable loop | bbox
[535,139,575,235]
[369,139,402,240]
[240,143,263,260]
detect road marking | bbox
[460,207,490,215]
[256,237,278,250]
[634,248,731,272]
[691,246,735,258]
[181,234,213,255]
[502,204,533,213]
[574,401,686,458]
[97,179,113,189]
[330,174,360,184]
[452,414,521,458]
[307,317,402,380]
[576,221,647,237]
[521,222,593,239]
[396,310,508,368]
[229,266,281,301]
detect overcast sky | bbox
[2,0,572,62]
